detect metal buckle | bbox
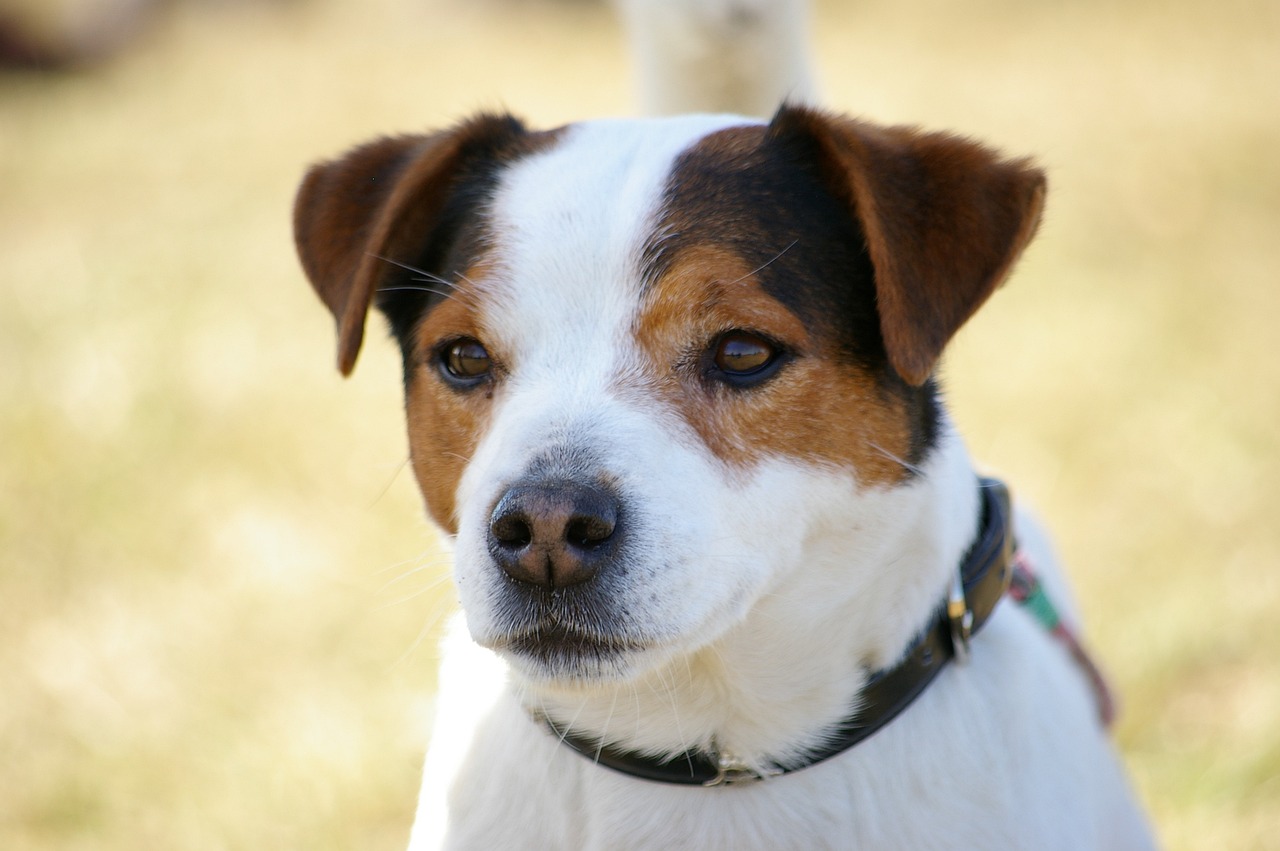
[947,569,974,665]
[702,745,781,787]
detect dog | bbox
[292,3,1155,849]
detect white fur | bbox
[406,7,1153,849]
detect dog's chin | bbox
[485,625,662,685]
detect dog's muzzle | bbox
[480,476,645,678]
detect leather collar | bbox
[539,477,1015,786]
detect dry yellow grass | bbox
[2,0,1277,847]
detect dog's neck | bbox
[520,423,982,771]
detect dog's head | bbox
[294,107,1043,685]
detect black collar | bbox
[539,477,1015,786]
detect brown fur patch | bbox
[403,265,499,533]
[633,244,913,486]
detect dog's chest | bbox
[443,656,1037,851]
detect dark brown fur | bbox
[769,108,1046,387]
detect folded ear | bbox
[293,113,528,375]
[769,107,1046,386]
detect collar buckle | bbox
[947,568,974,665]
[702,745,781,787]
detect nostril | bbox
[491,512,533,549]
[566,513,615,549]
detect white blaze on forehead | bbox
[479,115,759,387]
[449,115,773,644]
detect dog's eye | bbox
[439,338,492,384]
[709,331,784,386]
[715,333,774,373]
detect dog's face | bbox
[294,108,1043,685]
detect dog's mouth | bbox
[479,579,647,670]
[481,588,655,680]
[505,623,642,666]
[487,614,651,681]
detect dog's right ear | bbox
[293,114,528,375]
[768,106,1046,387]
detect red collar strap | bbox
[539,477,1015,786]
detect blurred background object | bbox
[613,0,818,115]
[2,0,1278,848]
[0,0,302,70]
[0,0,158,69]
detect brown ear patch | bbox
[768,106,1047,386]
[292,113,539,375]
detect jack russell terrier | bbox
[292,1,1155,848]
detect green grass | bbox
[2,0,1277,847]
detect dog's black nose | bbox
[488,481,620,589]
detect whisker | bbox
[533,695,563,785]
[372,550,437,578]
[630,682,642,742]
[367,455,412,509]
[410,270,459,286]
[377,574,454,611]
[367,252,437,279]
[558,698,590,747]
[869,441,925,477]
[367,253,480,302]
[727,239,799,286]
[378,284,456,301]
[387,602,456,672]
[377,562,452,597]
[594,686,623,765]
[651,664,694,767]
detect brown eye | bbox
[714,331,776,376]
[440,338,492,384]
[706,331,786,388]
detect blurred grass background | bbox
[1,0,1277,847]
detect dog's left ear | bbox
[293,114,528,375]
[770,107,1046,386]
